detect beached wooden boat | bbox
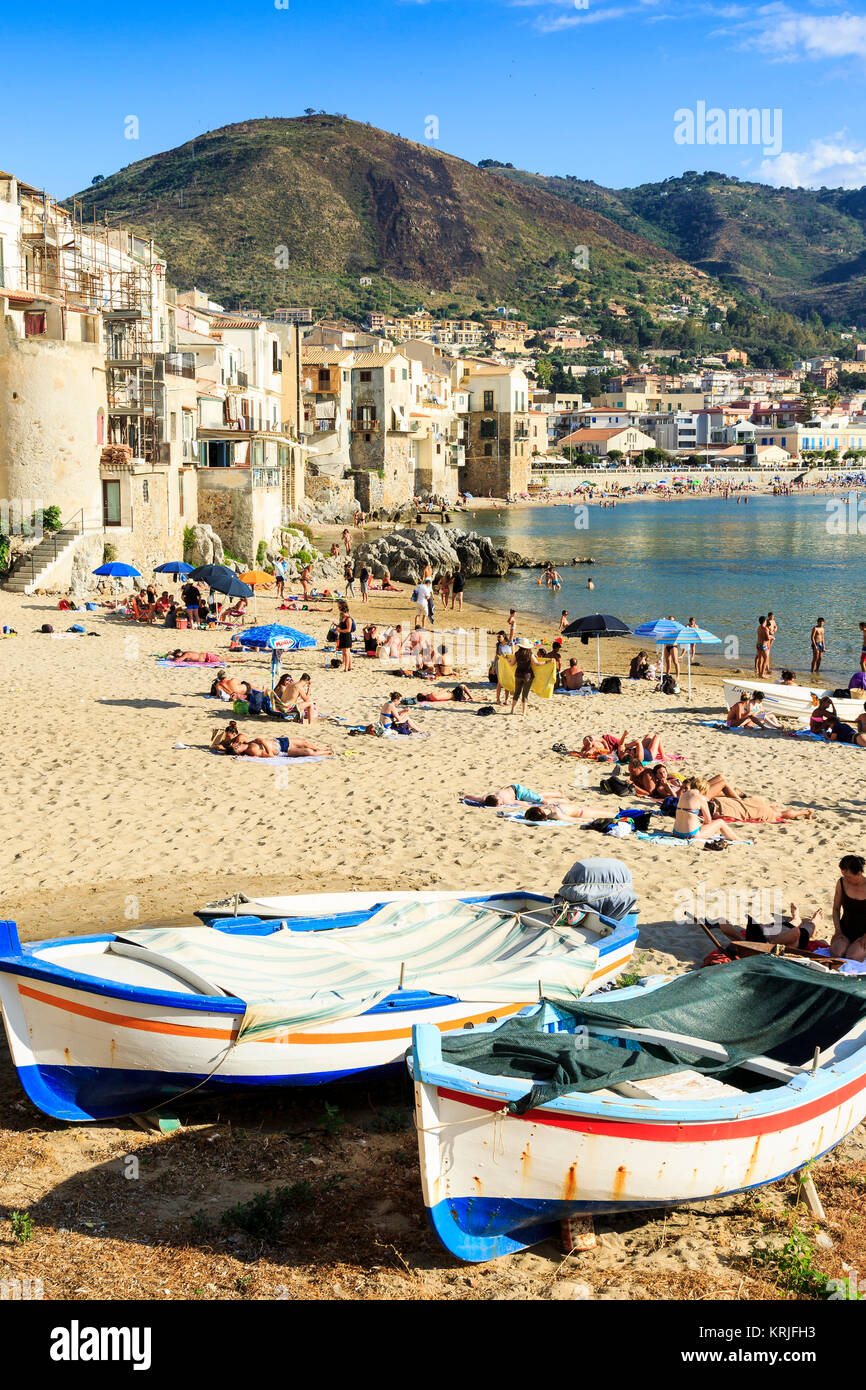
[410,955,866,1261]
[195,887,505,927]
[722,677,864,725]
[0,882,638,1123]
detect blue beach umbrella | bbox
[92,561,142,578]
[154,561,193,576]
[237,623,317,687]
[188,564,254,600]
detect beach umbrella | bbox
[154,561,193,576]
[237,622,317,686]
[561,613,632,685]
[92,561,141,578]
[633,618,686,643]
[187,564,253,600]
[661,625,721,700]
[239,569,274,620]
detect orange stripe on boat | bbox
[261,1002,528,1045]
[17,984,238,1041]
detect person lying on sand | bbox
[417,685,474,703]
[464,784,573,807]
[211,722,332,757]
[581,731,667,762]
[168,649,221,663]
[673,778,748,843]
[523,802,605,823]
[697,904,824,952]
[707,792,813,823]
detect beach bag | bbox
[586,817,616,834]
[599,676,621,695]
[233,699,249,717]
[411,587,420,603]
[476,705,497,716]
[660,674,679,695]
[599,775,630,796]
[326,625,338,642]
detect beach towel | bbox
[700,721,833,742]
[158,656,223,668]
[209,750,331,764]
[633,828,754,846]
[497,656,557,700]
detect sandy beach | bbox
[1,567,864,1300]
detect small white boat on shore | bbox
[722,678,865,725]
[0,866,639,1122]
[410,955,866,1261]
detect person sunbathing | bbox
[673,777,747,842]
[212,723,333,757]
[464,784,572,807]
[169,648,221,663]
[747,693,781,728]
[726,693,763,729]
[380,693,422,734]
[223,599,248,621]
[560,658,585,691]
[523,802,603,823]
[628,758,681,799]
[273,673,317,724]
[211,671,253,699]
[703,904,824,952]
[580,731,666,761]
[628,651,652,681]
[435,644,454,677]
[417,684,474,703]
[380,569,401,592]
[707,791,813,823]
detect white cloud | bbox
[744,10,866,61]
[760,132,866,187]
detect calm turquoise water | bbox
[463,493,866,687]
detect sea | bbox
[461,491,866,689]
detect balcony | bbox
[226,371,249,390]
[351,420,380,433]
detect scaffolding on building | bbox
[12,185,164,463]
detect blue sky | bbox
[1,0,865,196]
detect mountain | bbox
[495,168,866,325]
[68,116,711,324]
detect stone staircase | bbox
[3,528,83,593]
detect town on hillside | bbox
[2,171,865,585]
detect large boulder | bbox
[185,524,224,568]
[351,523,513,584]
[68,534,109,597]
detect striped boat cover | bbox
[118,900,601,1039]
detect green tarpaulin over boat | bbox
[440,956,866,1113]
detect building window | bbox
[178,471,184,517]
[402,369,407,380]
[390,368,395,383]
[96,409,105,446]
[480,418,497,439]
[24,312,46,336]
[359,370,372,383]
[483,390,494,410]
[142,480,149,503]
[272,340,281,373]
[483,443,493,457]
[170,412,177,442]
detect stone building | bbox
[459,364,532,497]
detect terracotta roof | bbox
[301,349,353,364]
[559,427,646,444]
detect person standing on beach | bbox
[344,560,356,599]
[755,616,770,678]
[859,621,866,674]
[507,609,517,643]
[506,638,543,717]
[559,610,569,633]
[415,577,433,629]
[273,556,287,599]
[341,528,352,556]
[359,564,370,604]
[766,611,778,671]
[336,601,354,673]
[451,566,465,612]
[811,618,826,676]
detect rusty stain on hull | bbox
[612,1164,628,1199]
[743,1135,761,1185]
[520,1143,532,1186]
[472,1175,482,1194]
[563,1163,578,1202]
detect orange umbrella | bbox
[239,570,274,619]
